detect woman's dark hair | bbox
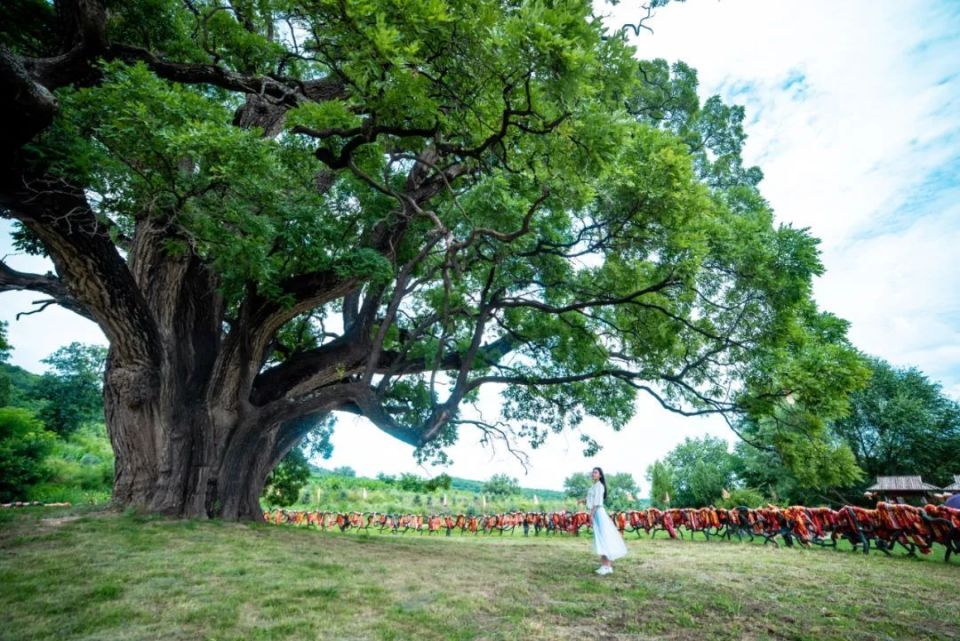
[592,467,607,499]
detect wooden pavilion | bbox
[863,476,941,503]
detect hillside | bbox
[0,361,41,405]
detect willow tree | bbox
[0,0,865,520]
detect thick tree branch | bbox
[1,172,161,370]
[109,44,347,107]
[495,272,679,314]
[0,259,95,321]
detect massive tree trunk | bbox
[105,378,314,520]
[97,218,247,519]
[96,217,352,521]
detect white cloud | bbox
[2,0,958,493]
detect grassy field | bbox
[1,506,958,641]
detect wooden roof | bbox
[865,476,941,492]
[944,475,960,492]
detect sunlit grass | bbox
[1,506,957,641]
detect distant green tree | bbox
[332,466,357,477]
[659,436,736,507]
[33,343,107,435]
[0,407,56,502]
[563,472,593,499]
[716,487,766,509]
[726,358,960,506]
[731,440,804,505]
[483,474,520,497]
[424,473,452,492]
[398,473,427,492]
[262,447,311,508]
[603,472,640,511]
[832,357,960,490]
[646,460,675,509]
[262,414,334,506]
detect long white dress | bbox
[587,481,628,561]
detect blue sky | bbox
[2,0,959,492]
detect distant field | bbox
[1,506,958,641]
[286,473,579,515]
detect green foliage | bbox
[563,472,593,499]
[657,436,737,508]
[603,472,640,511]
[263,448,312,508]
[0,363,39,408]
[716,487,767,510]
[725,353,960,507]
[26,423,114,504]
[833,357,960,492]
[0,408,57,502]
[295,470,570,513]
[261,415,335,507]
[0,0,58,57]
[397,473,428,492]
[646,460,675,509]
[377,472,452,493]
[424,473,452,492]
[0,321,9,360]
[32,343,107,436]
[482,473,520,497]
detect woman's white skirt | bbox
[592,507,628,561]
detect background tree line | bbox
[646,357,960,508]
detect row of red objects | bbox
[264,502,960,559]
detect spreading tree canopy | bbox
[0,0,865,520]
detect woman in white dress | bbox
[582,467,628,575]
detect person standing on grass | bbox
[580,467,628,575]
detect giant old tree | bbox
[0,0,866,520]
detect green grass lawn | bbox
[1,506,958,641]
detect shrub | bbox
[27,422,114,503]
[0,407,57,502]
[717,487,768,509]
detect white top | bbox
[586,481,605,511]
